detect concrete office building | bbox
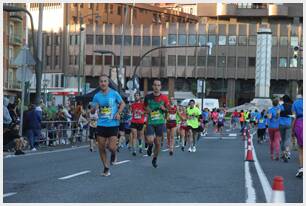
[38,3,302,106]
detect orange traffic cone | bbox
[245,145,254,162]
[270,176,285,203]
[247,137,252,146]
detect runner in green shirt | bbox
[186,99,201,152]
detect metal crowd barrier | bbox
[36,120,89,146]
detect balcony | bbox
[9,35,22,46]
[9,12,23,23]
[268,4,288,16]
[4,81,21,90]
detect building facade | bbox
[38,3,303,106]
[3,3,27,98]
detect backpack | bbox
[280,103,292,118]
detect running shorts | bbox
[96,126,119,138]
[146,124,164,137]
[130,123,144,131]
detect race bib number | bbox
[100,106,112,119]
[181,121,187,126]
[169,114,176,121]
[259,119,264,124]
[134,110,142,119]
[151,110,161,121]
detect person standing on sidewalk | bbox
[267,98,281,161]
[24,104,42,151]
[292,89,303,178]
[93,75,125,176]
[279,95,293,162]
[144,79,170,168]
[130,92,146,156]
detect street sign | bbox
[197,80,205,93]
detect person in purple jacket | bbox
[24,104,42,151]
[292,88,303,178]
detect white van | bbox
[180,98,219,111]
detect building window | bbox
[47,36,52,45]
[238,36,247,45]
[197,56,206,66]
[86,55,93,65]
[178,34,187,46]
[272,36,278,46]
[190,8,193,14]
[46,56,50,65]
[248,57,256,67]
[124,36,131,45]
[300,58,303,67]
[117,6,122,15]
[104,55,112,65]
[198,35,206,46]
[96,35,103,45]
[55,56,59,65]
[133,56,140,66]
[279,57,287,68]
[141,56,151,67]
[238,57,246,68]
[290,36,299,47]
[279,36,288,46]
[54,35,59,45]
[123,56,131,66]
[143,36,151,46]
[69,55,74,65]
[188,34,197,46]
[227,56,236,67]
[228,36,237,45]
[86,35,94,44]
[105,35,113,45]
[178,55,186,66]
[290,58,297,68]
[115,35,122,45]
[208,56,216,67]
[168,55,176,66]
[152,57,161,67]
[110,4,113,14]
[218,35,227,46]
[188,56,196,66]
[133,36,141,46]
[271,57,277,68]
[248,36,256,46]
[69,35,75,45]
[152,36,161,46]
[208,35,216,45]
[168,34,177,45]
[218,56,226,67]
[95,55,102,65]
[75,35,79,44]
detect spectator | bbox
[9,103,20,124]
[3,123,26,155]
[78,112,88,142]
[3,97,12,129]
[24,104,42,151]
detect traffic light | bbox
[293,46,299,59]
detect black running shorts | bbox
[96,126,119,138]
[130,123,144,131]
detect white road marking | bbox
[229,133,237,137]
[58,170,91,180]
[143,155,148,157]
[244,138,256,203]
[113,160,130,165]
[175,145,180,148]
[204,136,237,140]
[250,132,272,202]
[162,149,169,152]
[226,129,231,132]
[4,145,89,159]
[3,192,17,198]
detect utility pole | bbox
[35,4,43,104]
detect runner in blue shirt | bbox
[256,110,268,144]
[92,75,125,176]
[267,99,281,160]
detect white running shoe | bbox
[188,147,192,152]
[296,168,303,177]
[31,148,37,151]
[192,146,196,152]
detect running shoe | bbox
[169,151,173,156]
[192,146,196,152]
[188,147,192,152]
[132,151,136,156]
[181,146,184,152]
[101,168,111,177]
[139,148,143,154]
[152,157,158,168]
[15,150,25,155]
[296,168,303,177]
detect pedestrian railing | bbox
[36,120,89,146]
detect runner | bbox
[231,109,240,129]
[292,90,303,177]
[186,99,201,152]
[166,97,177,156]
[267,98,281,161]
[250,110,258,129]
[130,92,146,156]
[93,75,125,176]
[118,103,129,152]
[256,110,267,144]
[178,106,188,151]
[211,109,219,133]
[239,110,245,130]
[88,107,98,152]
[217,108,225,136]
[201,108,209,136]
[144,79,170,168]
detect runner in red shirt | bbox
[166,97,177,156]
[178,105,188,151]
[130,92,146,156]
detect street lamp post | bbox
[43,79,49,107]
[77,11,100,95]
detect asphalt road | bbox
[3,123,303,203]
